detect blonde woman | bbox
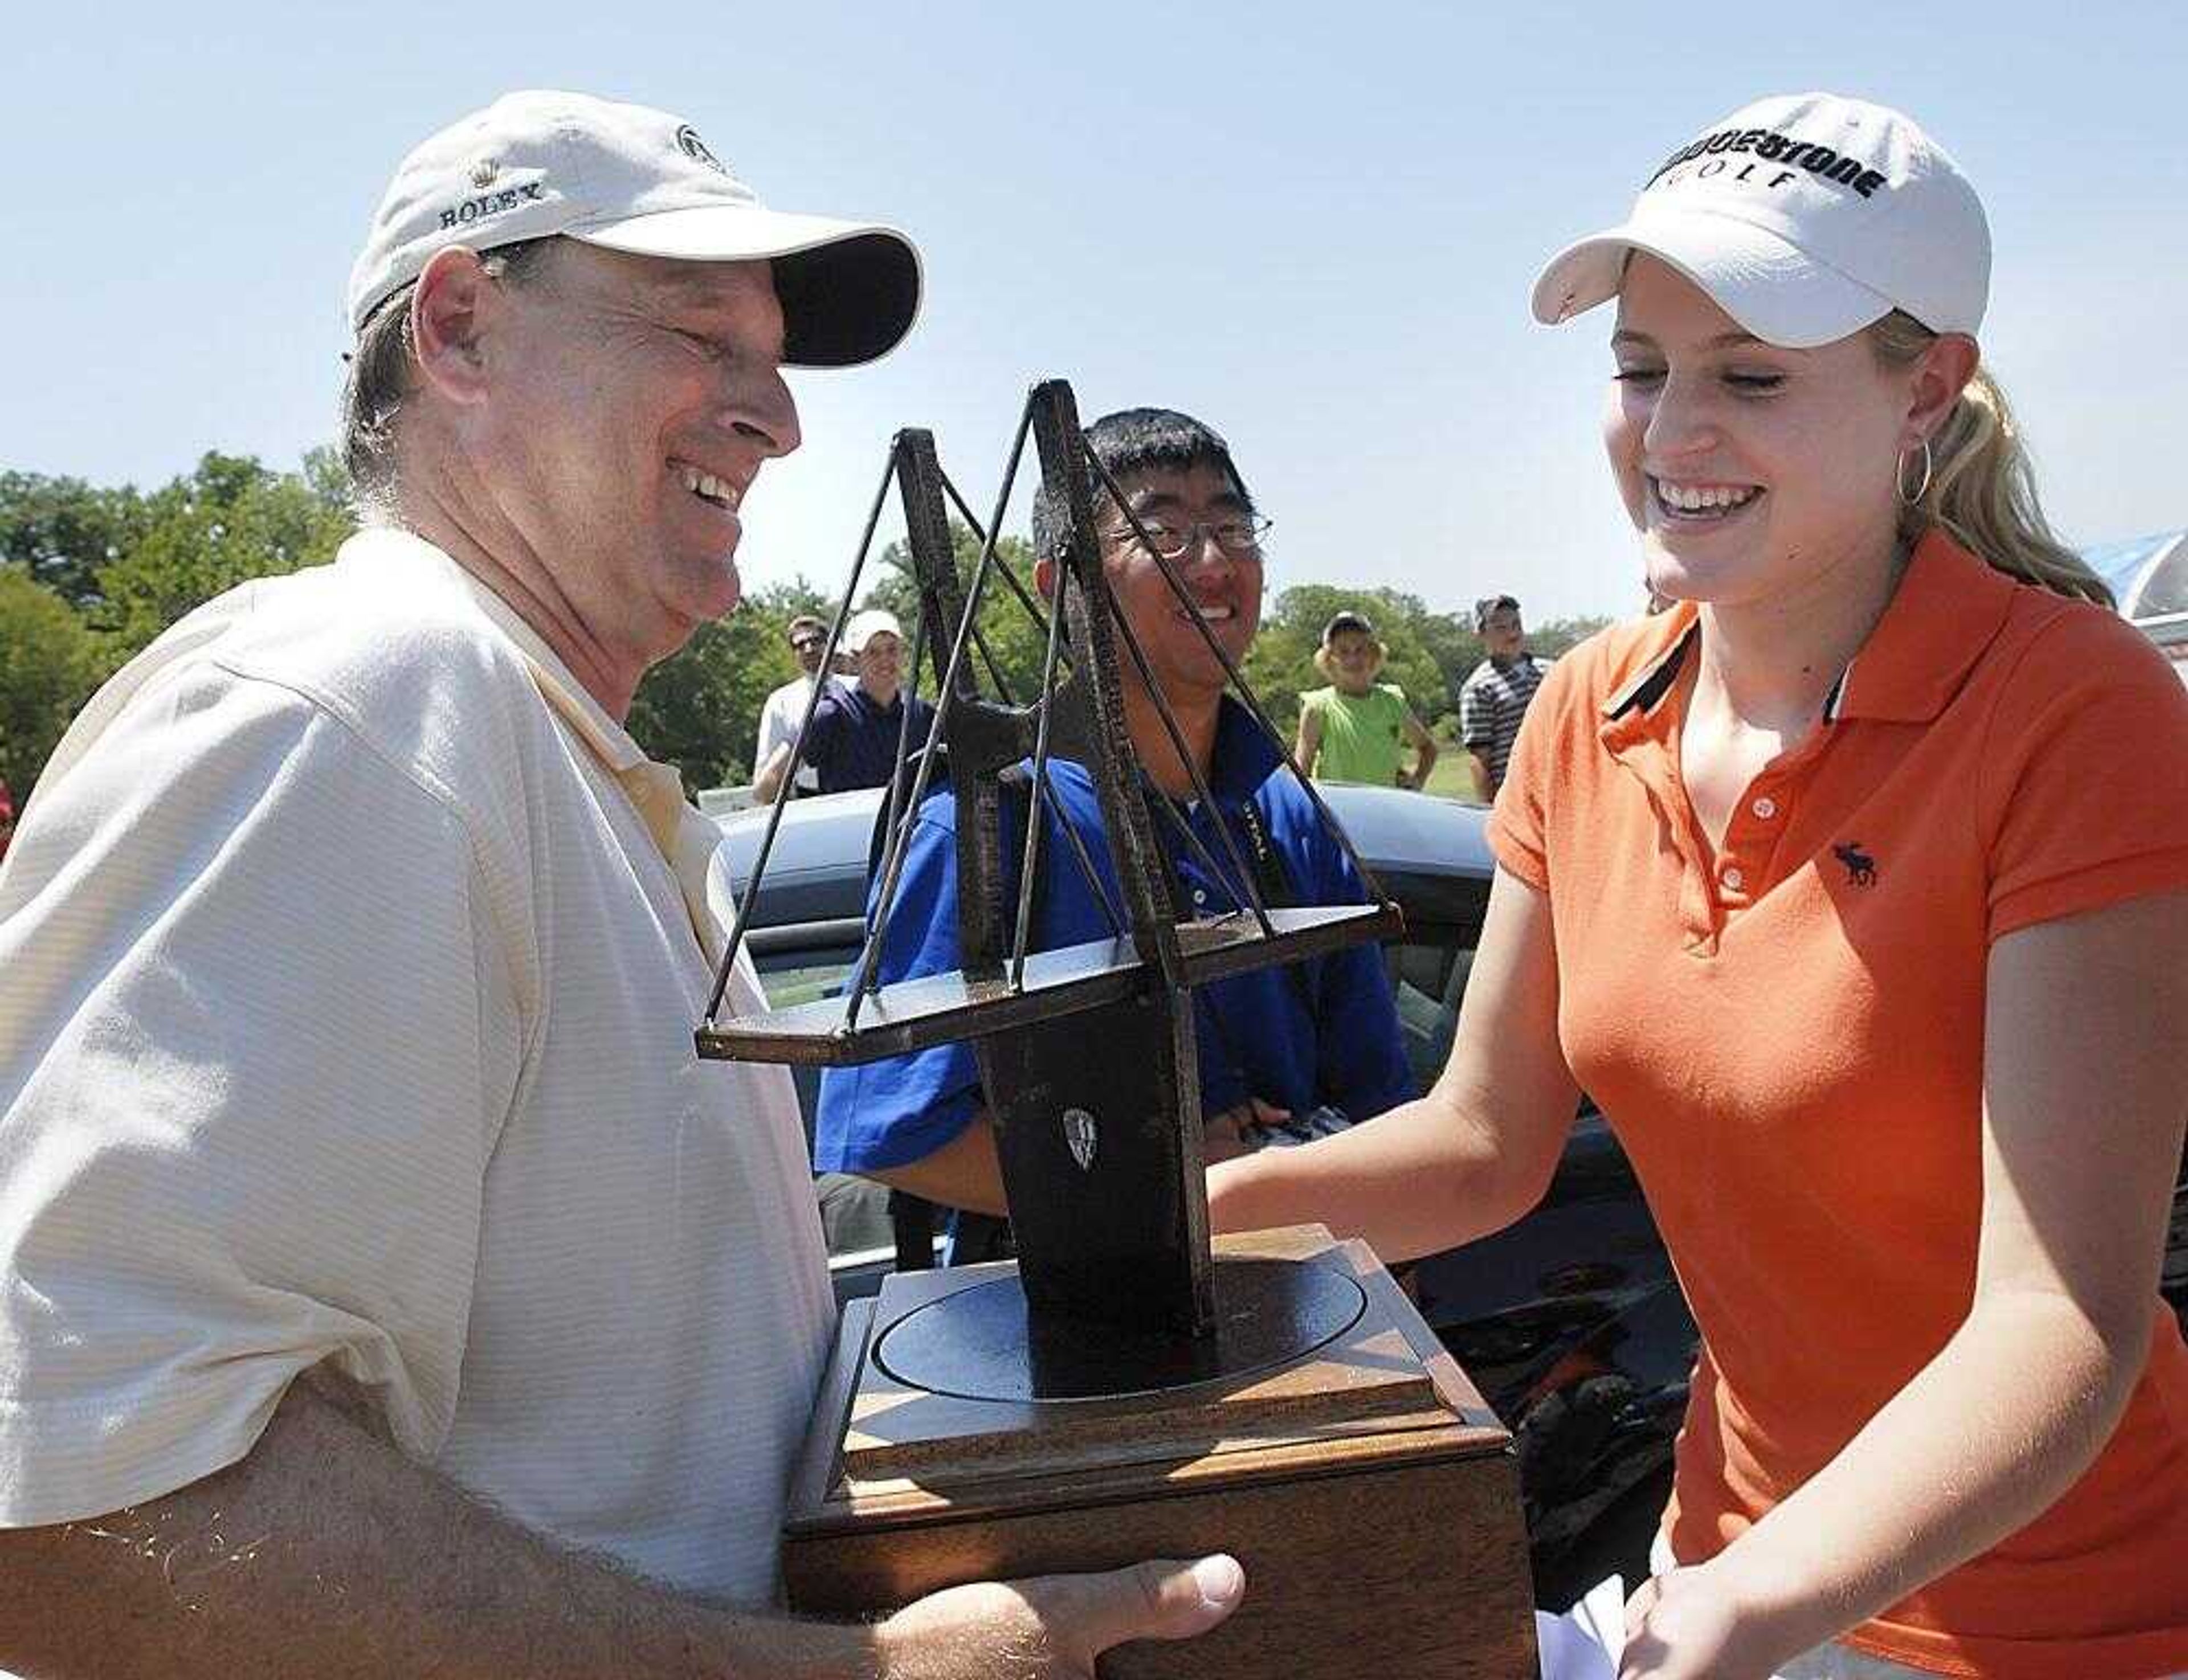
[1213,93,2188,1680]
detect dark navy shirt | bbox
[803,683,937,795]
[814,699,1413,1173]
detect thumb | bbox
[1060,1554,1246,1656]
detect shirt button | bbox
[1722,866,1746,891]
[1751,796,1778,820]
[1191,888,1207,906]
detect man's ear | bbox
[1904,332,1980,451]
[410,247,503,408]
[1033,553,1057,602]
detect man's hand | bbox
[1205,1097,1289,1162]
[876,1555,1245,1678]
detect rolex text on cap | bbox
[1529,92,1990,349]
[346,89,921,367]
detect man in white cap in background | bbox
[0,91,1240,1677]
[756,605,933,800]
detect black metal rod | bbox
[936,468,1068,662]
[970,625,1015,703]
[966,574,1120,939]
[1037,774,1125,937]
[865,555,933,992]
[1080,443,1394,909]
[1010,549,1076,988]
[890,513,1121,949]
[705,447,899,1028]
[844,423,1031,1027]
[1096,582,1275,938]
[1148,788,1252,924]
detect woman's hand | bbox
[1619,1563,1781,1680]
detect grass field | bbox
[1420,753,1489,803]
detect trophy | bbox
[698,382,1537,1678]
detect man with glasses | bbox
[815,407,1411,1223]
[750,614,837,799]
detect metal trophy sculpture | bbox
[696,381,1536,1680]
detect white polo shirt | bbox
[755,673,823,792]
[0,528,833,1604]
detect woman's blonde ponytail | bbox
[1871,312,2112,608]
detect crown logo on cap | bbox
[470,158,499,189]
[675,124,729,176]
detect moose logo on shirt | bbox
[1832,841,1878,887]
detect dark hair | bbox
[1473,594,1521,631]
[1030,406,1255,559]
[340,236,562,510]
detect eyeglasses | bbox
[1108,514,1272,562]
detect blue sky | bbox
[5,1,2181,624]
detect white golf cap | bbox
[347,89,921,366]
[843,608,904,653]
[1530,92,1988,349]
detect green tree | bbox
[93,451,356,671]
[864,524,1053,704]
[0,471,146,613]
[1528,614,1613,659]
[0,564,100,799]
[626,577,835,792]
[1243,584,1453,738]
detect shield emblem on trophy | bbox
[1063,1107,1097,1172]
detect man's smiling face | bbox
[1097,463,1263,705]
[476,243,801,676]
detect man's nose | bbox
[1181,529,1236,575]
[722,367,802,460]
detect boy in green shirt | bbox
[1293,611,1438,788]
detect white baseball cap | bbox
[347,90,921,366]
[1530,92,1989,349]
[844,608,904,654]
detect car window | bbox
[1387,937,1474,1096]
[755,954,858,1011]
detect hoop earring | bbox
[1896,438,1934,505]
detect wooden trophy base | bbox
[782,1225,1538,1678]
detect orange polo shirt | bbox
[1489,533,2188,1679]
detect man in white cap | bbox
[756,606,934,800]
[0,91,1240,1677]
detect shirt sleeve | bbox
[813,805,983,1171]
[801,690,846,780]
[1979,607,2188,939]
[0,665,516,1526]
[754,688,793,772]
[1459,673,1495,750]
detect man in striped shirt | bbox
[1458,595,1552,799]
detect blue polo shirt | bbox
[805,683,937,795]
[814,699,1412,1174]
